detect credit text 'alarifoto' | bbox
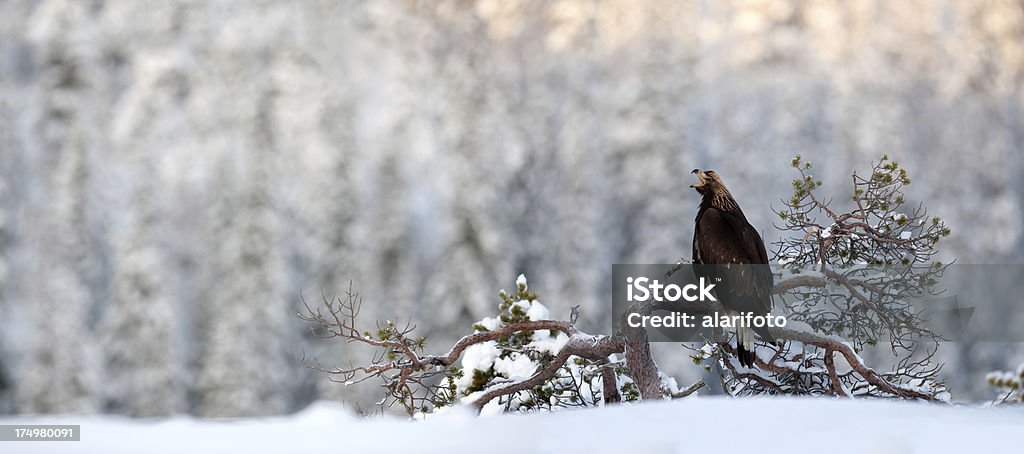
[624,276,788,329]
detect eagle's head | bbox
[690,168,723,195]
[691,168,739,211]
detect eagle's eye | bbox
[705,170,716,176]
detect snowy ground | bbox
[1,398,1021,453]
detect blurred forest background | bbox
[1,0,1023,417]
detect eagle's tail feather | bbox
[736,326,756,368]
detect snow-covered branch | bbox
[299,278,634,415]
[466,332,624,411]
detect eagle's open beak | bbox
[690,168,707,189]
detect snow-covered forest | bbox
[1,0,1023,418]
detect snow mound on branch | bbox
[526,301,549,321]
[530,331,569,355]
[457,294,562,395]
[494,353,538,381]
[461,341,500,373]
[477,316,500,331]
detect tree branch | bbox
[469,333,624,411]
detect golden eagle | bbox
[691,169,774,367]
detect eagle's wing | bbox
[693,207,774,319]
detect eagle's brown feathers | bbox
[691,169,773,367]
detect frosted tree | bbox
[196,35,296,416]
[198,149,295,417]
[606,3,698,266]
[367,140,422,314]
[98,49,191,417]
[261,33,369,404]
[101,180,186,416]
[0,97,16,412]
[409,2,515,330]
[262,9,363,297]
[11,0,109,414]
[16,136,104,414]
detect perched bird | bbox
[690,169,774,367]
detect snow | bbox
[493,353,538,381]
[526,301,550,321]
[658,372,681,394]
[2,399,1022,453]
[529,332,570,355]
[477,316,500,331]
[516,273,528,290]
[699,343,715,358]
[457,297,566,395]
[459,341,500,373]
